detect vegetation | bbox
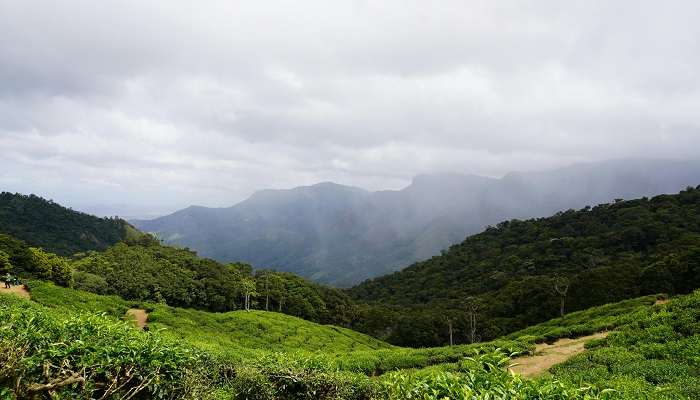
[0,294,208,399]
[0,234,73,285]
[505,294,659,343]
[70,236,356,325]
[0,192,136,256]
[350,186,700,346]
[547,291,700,399]
[3,187,700,398]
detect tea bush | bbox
[0,294,209,399]
[550,290,700,399]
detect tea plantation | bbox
[3,280,699,398]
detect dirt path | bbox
[509,332,609,377]
[126,308,148,329]
[0,284,30,299]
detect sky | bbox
[1,1,700,219]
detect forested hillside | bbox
[0,192,136,255]
[350,186,700,346]
[0,228,356,326]
[134,159,700,286]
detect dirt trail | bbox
[0,285,30,299]
[126,308,148,329]
[509,331,609,377]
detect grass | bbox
[506,294,660,343]
[5,281,700,399]
[27,279,138,317]
[148,305,393,358]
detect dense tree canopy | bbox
[349,186,700,346]
[0,192,135,256]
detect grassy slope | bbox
[8,281,700,399]
[148,306,393,357]
[505,294,660,343]
[26,281,391,356]
[22,281,530,375]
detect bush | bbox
[72,270,111,294]
[0,295,209,399]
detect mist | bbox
[1,1,700,218]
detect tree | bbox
[465,297,479,344]
[0,250,11,274]
[29,247,72,286]
[446,317,454,346]
[553,275,570,317]
[240,277,257,311]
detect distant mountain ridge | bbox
[132,159,700,286]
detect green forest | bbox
[350,186,700,346]
[1,188,700,398]
[0,192,135,255]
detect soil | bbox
[508,331,610,377]
[0,284,30,299]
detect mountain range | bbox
[132,159,700,286]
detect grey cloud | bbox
[1,0,700,217]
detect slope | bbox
[133,159,700,286]
[0,192,139,256]
[349,186,700,346]
[24,280,391,356]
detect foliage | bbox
[548,290,700,399]
[147,304,392,359]
[71,238,356,326]
[0,294,209,399]
[0,192,134,256]
[351,186,700,346]
[28,247,72,286]
[0,234,72,286]
[0,250,10,274]
[506,295,659,343]
[27,280,137,317]
[379,350,615,400]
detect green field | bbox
[4,282,700,398]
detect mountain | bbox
[132,159,700,286]
[348,186,700,346]
[0,192,139,256]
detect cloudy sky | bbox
[1,1,699,218]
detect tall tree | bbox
[553,275,570,317]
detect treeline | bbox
[0,192,132,255]
[349,186,700,346]
[0,232,355,326]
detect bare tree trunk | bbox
[560,296,565,317]
[265,275,269,311]
[554,276,570,317]
[278,296,284,312]
[448,319,453,346]
[466,302,478,344]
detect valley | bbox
[1,186,700,398]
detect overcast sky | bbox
[1,1,700,218]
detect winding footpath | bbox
[508,331,610,377]
[0,284,31,299]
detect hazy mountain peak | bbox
[133,159,700,286]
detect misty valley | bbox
[3,1,700,398]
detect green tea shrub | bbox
[380,350,614,400]
[0,295,208,399]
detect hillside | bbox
[0,192,138,255]
[133,159,700,286]
[349,186,700,346]
[5,279,699,398]
[25,281,391,357]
